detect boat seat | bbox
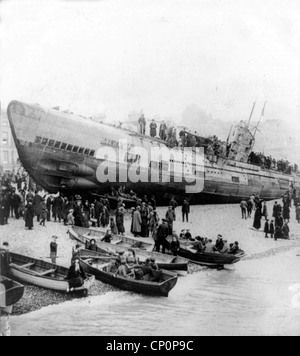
[111,239,122,245]
[10,262,35,269]
[35,268,57,277]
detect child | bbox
[67,209,75,226]
[270,220,275,239]
[50,236,58,264]
[264,219,270,238]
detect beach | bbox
[1,200,300,317]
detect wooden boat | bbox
[7,253,95,295]
[177,247,245,267]
[0,276,25,314]
[69,226,189,275]
[79,256,178,297]
[79,248,188,275]
[68,226,153,251]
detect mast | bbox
[253,101,267,139]
[247,101,256,125]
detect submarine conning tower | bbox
[227,121,255,163]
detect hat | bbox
[150,257,156,262]
[118,250,125,255]
[217,234,223,238]
[52,235,58,239]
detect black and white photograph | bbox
[0,0,300,338]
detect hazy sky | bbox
[1,0,300,124]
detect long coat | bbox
[253,209,262,230]
[150,122,157,137]
[34,194,43,216]
[116,211,125,234]
[25,204,34,228]
[283,206,290,220]
[132,210,142,233]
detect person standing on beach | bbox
[253,205,262,230]
[262,202,268,220]
[247,198,254,218]
[182,199,190,222]
[132,206,142,237]
[0,195,5,225]
[240,199,248,219]
[264,219,270,238]
[270,220,275,238]
[156,219,169,254]
[34,192,43,223]
[25,201,34,230]
[50,236,58,264]
[283,204,290,223]
[296,205,300,223]
[166,206,176,235]
[39,198,47,227]
[282,222,290,240]
[273,202,281,220]
[169,196,178,211]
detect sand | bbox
[1,199,299,315]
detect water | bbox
[7,248,300,336]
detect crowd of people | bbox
[248,152,299,174]
[239,188,298,240]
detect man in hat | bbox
[215,235,224,252]
[182,199,190,222]
[50,236,58,264]
[156,219,169,254]
[185,229,194,241]
[165,206,176,235]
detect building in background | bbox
[0,103,19,174]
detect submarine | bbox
[7,100,300,204]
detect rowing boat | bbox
[79,248,188,275]
[68,226,153,251]
[177,247,245,267]
[7,252,95,295]
[69,226,189,275]
[0,276,25,314]
[80,256,178,297]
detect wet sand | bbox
[0,199,299,316]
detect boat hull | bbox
[7,253,95,294]
[0,276,25,309]
[178,248,242,267]
[69,227,189,274]
[81,260,178,297]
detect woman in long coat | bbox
[253,205,262,230]
[283,205,290,223]
[132,207,142,237]
[25,202,34,230]
[116,207,125,235]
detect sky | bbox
[0,0,300,125]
